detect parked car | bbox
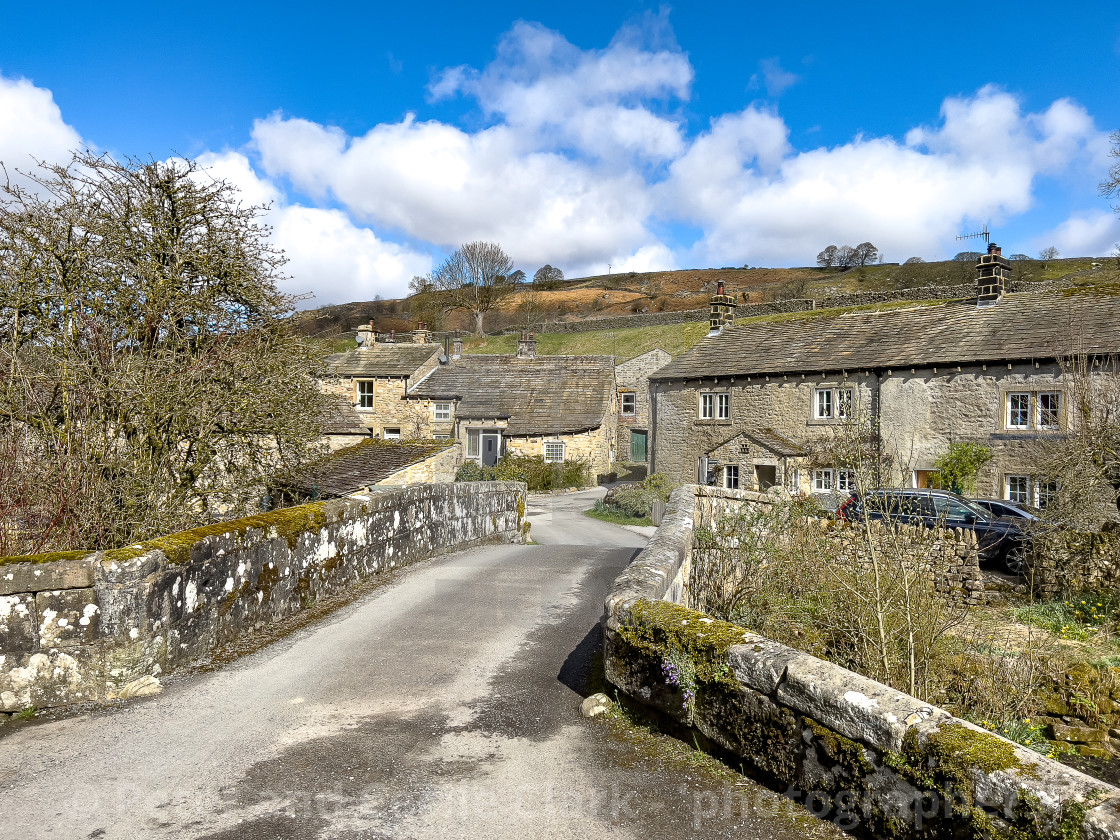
[971,498,1039,522]
[838,488,1029,574]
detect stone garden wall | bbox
[1030,530,1120,598]
[0,482,527,715]
[603,485,1120,839]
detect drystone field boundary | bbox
[0,481,527,714]
[602,484,1120,839]
[537,280,1055,335]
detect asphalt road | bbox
[0,488,839,840]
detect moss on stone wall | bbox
[0,550,93,566]
[620,599,750,683]
[102,502,330,564]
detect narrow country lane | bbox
[0,488,839,840]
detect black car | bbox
[838,489,1029,574]
[971,498,1040,522]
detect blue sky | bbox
[2,1,1118,305]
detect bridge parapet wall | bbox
[0,481,527,714]
[603,484,1120,839]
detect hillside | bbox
[299,256,1118,344]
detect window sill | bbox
[696,419,733,425]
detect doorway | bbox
[630,430,648,462]
[482,433,502,467]
[755,464,777,490]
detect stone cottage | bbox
[615,348,671,464]
[320,324,443,441]
[649,244,1120,507]
[405,334,618,479]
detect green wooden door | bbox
[630,430,648,462]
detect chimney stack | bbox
[452,329,463,360]
[709,280,737,334]
[412,322,432,344]
[976,242,1011,307]
[517,330,538,359]
[356,320,373,349]
[387,329,396,343]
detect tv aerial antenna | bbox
[955,224,990,247]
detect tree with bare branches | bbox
[0,152,330,553]
[430,241,516,335]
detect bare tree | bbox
[516,283,549,332]
[533,264,564,288]
[0,152,330,552]
[835,245,857,267]
[1101,130,1120,208]
[816,245,839,268]
[852,241,879,266]
[430,242,516,335]
[1039,246,1060,267]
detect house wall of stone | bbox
[375,443,462,486]
[615,349,670,462]
[506,424,614,479]
[0,482,526,714]
[653,362,1088,499]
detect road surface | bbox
[0,488,838,840]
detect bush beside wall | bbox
[602,485,1120,839]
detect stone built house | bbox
[615,349,671,464]
[406,334,619,479]
[321,325,443,441]
[650,244,1120,507]
[321,329,625,480]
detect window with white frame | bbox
[543,441,565,462]
[699,392,730,420]
[466,429,480,457]
[1006,475,1030,503]
[836,469,856,493]
[356,380,375,409]
[723,465,739,490]
[813,469,833,492]
[1037,480,1059,509]
[434,402,451,421]
[1005,390,1062,430]
[814,387,853,420]
[1006,475,1059,507]
[620,392,637,416]
[1038,392,1061,429]
[1007,393,1031,429]
[786,468,801,491]
[383,427,401,440]
[434,433,451,440]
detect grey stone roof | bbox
[325,344,440,378]
[652,290,1120,380]
[408,355,615,435]
[288,440,453,497]
[322,396,369,435]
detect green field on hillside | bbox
[463,321,712,360]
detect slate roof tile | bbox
[288,440,453,497]
[408,355,615,435]
[652,291,1120,380]
[325,344,441,378]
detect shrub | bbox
[455,454,590,491]
[600,473,673,518]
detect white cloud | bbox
[196,150,431,304]
[667,86,1106,266]
[253,113,660,272]
[747,58,800,97]
[613,243,677,273]
[429,20,691,164]
[1033,210,1120,257]
[0,72,82,184]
